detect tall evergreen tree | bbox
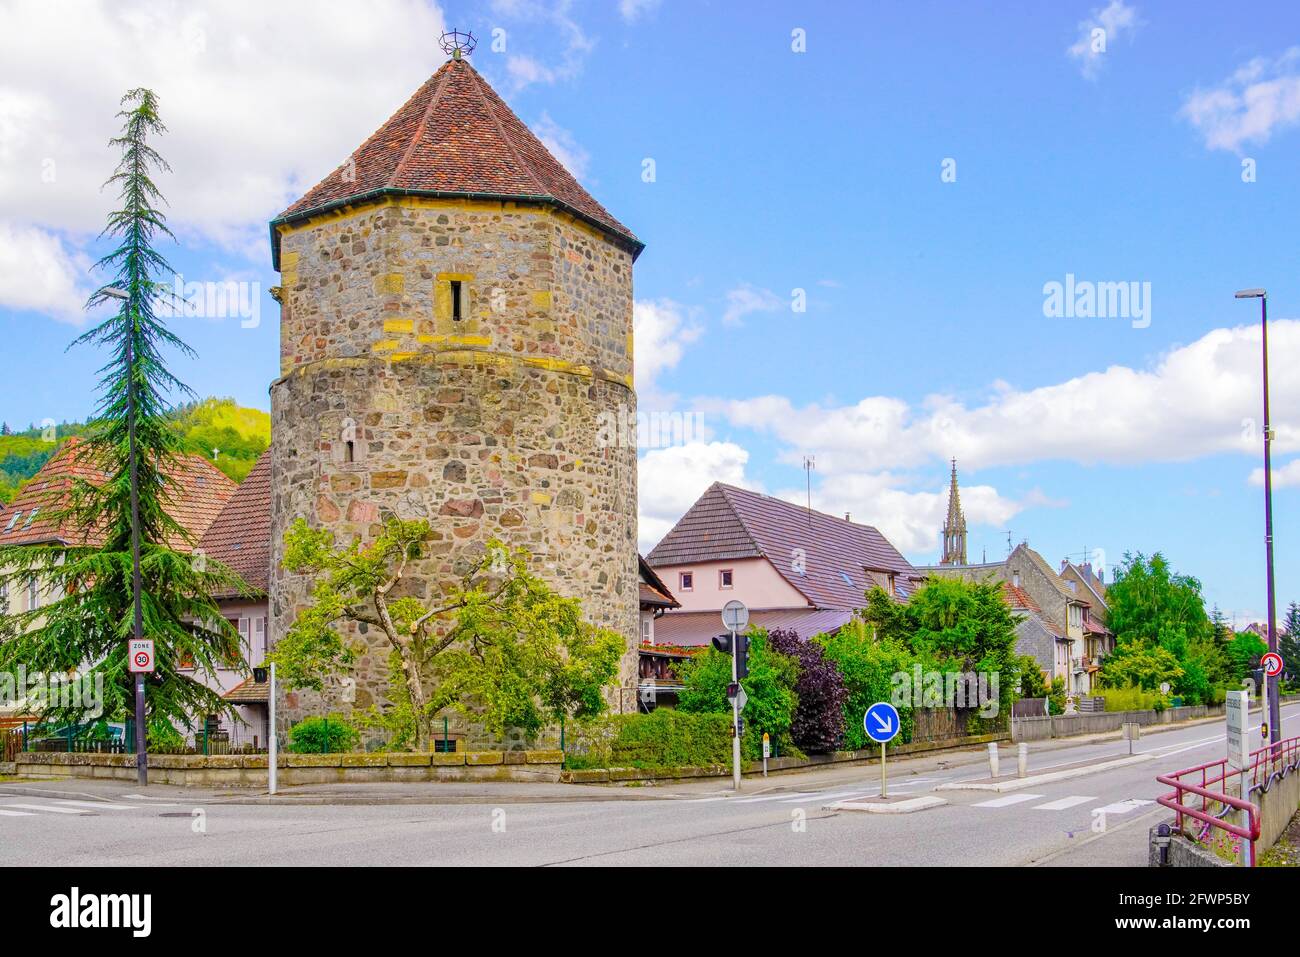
[0,90,245,732]
[1281,601,1300,682]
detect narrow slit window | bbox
[344,440,355,463]
[450,280,463,321]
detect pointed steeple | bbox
[940,458,968,565]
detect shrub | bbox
[1048,677,1066,716]
[565,710,733,769]
[677,631,799,760]
[816,620,919,750]
[287,714,360,754]
[147,721,186,752]
[1091,684,1163,712]
[765,627,847,753]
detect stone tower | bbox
[267,49,643,726]
[939,459,968,566]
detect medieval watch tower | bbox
[267,33,643,726]
[939,458,968,566]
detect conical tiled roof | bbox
[271,56,641,265]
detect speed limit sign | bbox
[128,638,155,674]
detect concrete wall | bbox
[16,749,564,787]
[1256,757,1300,852]
[1013,704,1222,742]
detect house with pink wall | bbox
[646,482,921,645]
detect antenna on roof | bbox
[802,455,815,527]
[1006,530,1012,556]
[439,28,477,60]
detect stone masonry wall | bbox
[270,198,639,729]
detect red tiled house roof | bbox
[638,554,678,609]
[0,438,235,550]
[270,55,642,267]
[197,451,272,599]
[647,482,920,611]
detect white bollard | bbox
[988,741,1000,778]
[1017,742,1028,778]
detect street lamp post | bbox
[1235,288,1280,750]
[103,285,147,785]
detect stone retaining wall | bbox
[15,750,564,787]
[561,731,1009,784]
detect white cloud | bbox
[774,471,1031,556]
[1067,0,1138,80]
[532,111,589,179]
[709,320,1300,472]
[1181,48,1300,152]
[0,223,94,323]
[638,441,754,552]
[490,0,593,91]
[0,0,447,258]
[633,298,702,395]
[618,0,661,22]
[1249,458,1300,489]
[721,282,783,327]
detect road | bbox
[1,704,1293,867]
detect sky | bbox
[1,0,1298,626]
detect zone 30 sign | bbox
[128,638,155,674]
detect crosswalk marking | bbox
[1033,795,1096,811]
[2,803,92,815]
[972,793,1044,808]
[737,792,815,804]
[0,808,35,817]
[1093,799,1154,816]
[52,800,137,811]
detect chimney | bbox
[844,512,851,522]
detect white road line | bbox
[1093,798,1154,816]
[781,789,870,804]
[117,793,178,802]
[972,793,1044,808]
[0,808,35,817]
[1033,795,1096,811]
[52,800,137,811]
[3,803,92,815]
[736,792,815,804]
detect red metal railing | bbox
[1156,734,1300,867]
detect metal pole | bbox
[268,662,277,795]
[731,627,741,791]
[880,742,887,798]
[1261,295,1281,750]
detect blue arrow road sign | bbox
[864,702,900,743]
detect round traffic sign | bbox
[721,599,749,632]
[134,651,150,668]
[864,701,901,743]
[1262,651,1284,678]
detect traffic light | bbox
[736,633,749,679]
[712,633,733,655]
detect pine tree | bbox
[0,90,246,733]
[1210,604,1234,647]
[1281,601,1300,683]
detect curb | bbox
[828,795,947,814]
[934,752,1153,792]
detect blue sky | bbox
[2,0,1298,624]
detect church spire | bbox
[940,458,968,565]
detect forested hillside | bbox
[0,398,270,503]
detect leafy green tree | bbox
[1224,632,1268,682]
[1098,643,1183,692]
[270,517,624,748]
[0,90,244,730]
[817,618,925,749]
[1103,552,1218,703]
[857,577,1021,720]
[676,629,799,759]
[1015,654,1050,699]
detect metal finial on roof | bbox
[439,29,477,59]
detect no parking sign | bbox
[128,638,155,674]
